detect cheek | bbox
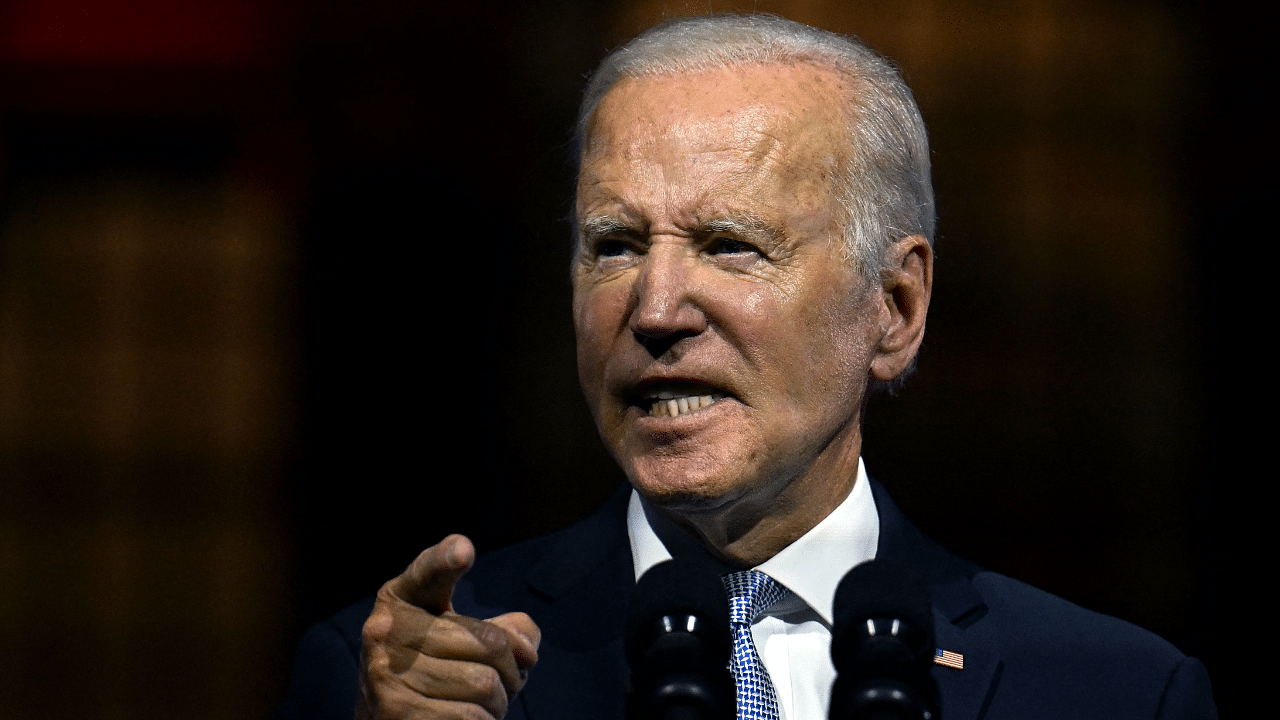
[573,325,601,391]
[573,285,628,387]
[795,283,879,398]
[738,286,770,317]
[709,285,774,356]
[825,325,872,394]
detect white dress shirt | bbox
[627,458,880,720]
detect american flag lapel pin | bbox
[934,648,964,670]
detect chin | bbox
[624,458,746,513]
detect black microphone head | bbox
[625,559,732,670]
[830,560,940,720]
[625,560,735,720]
[833,560,933,643]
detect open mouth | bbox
[634,383,728,418]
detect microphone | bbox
[625,560,736,720]
[830,560,941,720]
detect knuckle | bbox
[462,663,503,699]
[471,622,512,660]
[362,610,394,645]
[360,649,400,689]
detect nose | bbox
[628,243,707,358]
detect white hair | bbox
[574,14,935,282]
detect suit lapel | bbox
[871,479,1003,720]
[517,484,634,720]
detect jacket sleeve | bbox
[275,600,371,720]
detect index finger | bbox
[385,534,476,614]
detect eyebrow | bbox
[700,215,781,244]
[578,214,782,244]
[578,215,639,242]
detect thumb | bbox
[385,534,475,614]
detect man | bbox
[278,14,1215,720]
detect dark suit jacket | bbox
[277,481,1216,719]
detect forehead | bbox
[577,63,851,223]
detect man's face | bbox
[572,64,888,526]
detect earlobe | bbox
[870,234,933,381]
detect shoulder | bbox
[874,477,1190,665]
[973,569,1183,658]
[872,480,1215,717]
[970,568,1188,671]
[957,568,1216,719]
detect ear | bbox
[870,234,933,382]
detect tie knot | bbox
[723,570,788,626]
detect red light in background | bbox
[0,0,293,69]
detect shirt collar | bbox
[627,457,879,626]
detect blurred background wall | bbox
[0,0,1257,717]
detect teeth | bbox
[647,393,724,417]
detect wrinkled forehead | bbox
[578,63,853,192]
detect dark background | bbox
[0,0,1259,717]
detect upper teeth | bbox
[647,392,724,417]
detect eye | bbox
[707,237,760,256]
[595,238,634,258]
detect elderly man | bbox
[278,15,1215,720]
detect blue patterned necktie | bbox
[723,570,789,720]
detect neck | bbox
[648,437,863,568]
